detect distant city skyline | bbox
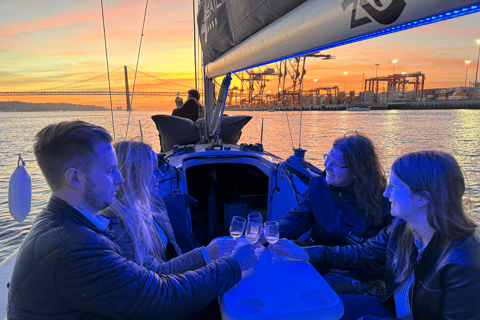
[1,0,480,110]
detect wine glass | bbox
[264,221,280,263]
[247,212,263,249]
[230,216,246,241]
[245,221,262,244]
[248,212,263,225]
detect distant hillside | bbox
[0,101,109,112]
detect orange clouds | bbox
[45,50,94,57]
[2,1,480,110]
[0,25,22,38]
[1,10,98,39]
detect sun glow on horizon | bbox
[1,1,480,109]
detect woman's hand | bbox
[269,239,310,261]
[205,238,237,259]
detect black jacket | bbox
[172,98,201,122]
[305,219,480,320]
[278,175,392,247]
[8,196,242,320]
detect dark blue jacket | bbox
[101,208,207,275]
[279,175,391,247]
[305,219,480,320]
[8,196,242,320]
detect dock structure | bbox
[223,58,480,111]
[225,100,480,111]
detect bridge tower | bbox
[124,66,132,111]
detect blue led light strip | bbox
[233,4,480,75]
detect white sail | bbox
[204,0,480,78]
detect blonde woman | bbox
[101,140,238,273]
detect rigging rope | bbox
[126,0,150,139]
[100,0,116,140]
[298,56,307,149]
[284,108,295,149]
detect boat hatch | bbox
[186,163,269,246]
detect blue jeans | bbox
[338,294,393,320]
[324,273,393,319]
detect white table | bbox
[218,238,344,320]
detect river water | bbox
[1,110,479,263]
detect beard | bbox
[83,175,113,213]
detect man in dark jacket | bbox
[7,120,258,320]
[172,89,203,122]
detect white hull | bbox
[0,250,17,320]
[158,143,320,244]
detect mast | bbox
[124,66,131,111]
[193,0,197,90]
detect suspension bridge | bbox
[0,66,203,110]
[0,67,196,97]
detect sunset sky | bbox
[1,0,480,110]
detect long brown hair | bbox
[332,132,387,223]
[391,150,477,282]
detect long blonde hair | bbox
[391,150,477,282]
[110,140,164,266]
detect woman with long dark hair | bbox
[277,132,391,294]
[279,132,390,246]
[272,150,480,319]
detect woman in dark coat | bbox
[272,150,480,320]
[277,132,392,294]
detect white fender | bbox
[8,165,32,222]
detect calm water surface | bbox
[1,110,479,263]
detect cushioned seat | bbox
[151,115,200,152]
[151,114,252,152]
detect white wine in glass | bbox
[230,231,243,239]
[245,222,262,244]
[264,221,280,263]
[265,235,279,244]
[230,216,246,240]
[247,212,263,249]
